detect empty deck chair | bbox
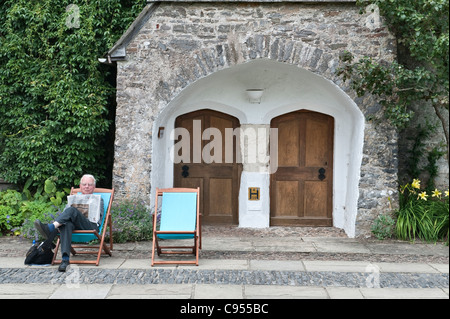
[151,187,201,266]
[52,187,114,266]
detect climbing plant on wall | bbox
[0,0,144,188]
[338,0,449,163]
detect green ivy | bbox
[337,0,449,160]
[0,0,144,188]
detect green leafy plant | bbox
[0,178,67,236]
[0,189,24,234]
[396,179,449,243]
[109,200,155,243]
[371,214,396,240]
[0,189,24,211]
[0,205,22,233]
[19,204,62,241]
[41,177,68,206]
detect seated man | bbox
[34,174,104,272]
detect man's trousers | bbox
[55,207,99,258]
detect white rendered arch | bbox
[151,59,364,237]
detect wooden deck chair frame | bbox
[52,187,114,266]
[151,187,201,266]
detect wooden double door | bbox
[270,110,334,226]
[173,109,334,227]
[174,109,242,225]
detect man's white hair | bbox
[80,174,96,185]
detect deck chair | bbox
[151,187,201,266]
[52,187,114,266]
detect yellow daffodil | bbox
[445,190,449,197]
[432,189,442,199]
[417,191,428,201]
[411,179,421,189]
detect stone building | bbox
[107,0,398,237]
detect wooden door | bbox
[270,110,334,226]
[174,109,241,225]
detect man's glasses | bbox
[81,183,95,187]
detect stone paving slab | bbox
[430,263,450,273]
[107,283,193,299]
[0,283,57,299]
[303,260,374,273]
[193,284,243,299]
[359,287,449,299]
[312,241,372,254]
[2,236,449,258]
[302,260,449,273]
[249,260,305,271]
[366,242,450,256]
[201,238,256,252]
[377,262,441,274]
[252,238,317,253]
[0,283,448,299]
[244,285,328,299]
[326,287,365,299]
[2,257,447,274]
[50,284,113,299]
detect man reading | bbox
[34,174,104,272]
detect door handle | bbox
[182,165,189,178]
[318,168,326,181]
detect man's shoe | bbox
[34,220,51,239]
[58,260,70,272]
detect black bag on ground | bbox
[24,234,56,265]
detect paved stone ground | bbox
[0,226,448,299]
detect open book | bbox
[67,194,102,224]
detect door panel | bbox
[304,181,328,217]
[278,120,300,167]
[275,181,300,217]
[305,119,329,167]
[209,178,233,218]
[174,109,241,225]
[270,110,334,226]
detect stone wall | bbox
[398,102,449,191]
[112,1,398,237]
[0,178,16,192]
